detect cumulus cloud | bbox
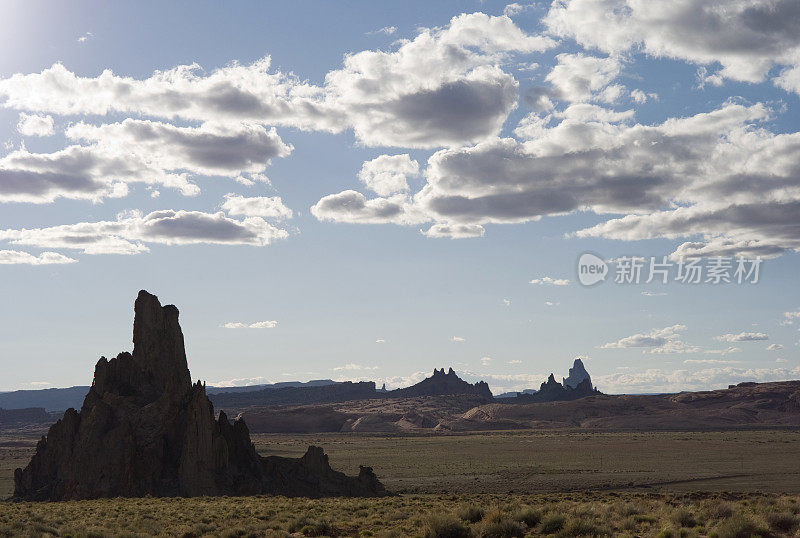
[0,250,77,265]
[66,119,292,178]
[782,310,800,325]
[529,276,570,286]
[421,223,485,238]
[596,365,800,394]
[684,359,741,365]
[544,53,624,103]
[0,58,343,131]
[418,103,784,238]
[222,321,278,329]
[0,209,288,255]
[0,119,294,204]
[766,343,784,351]
[452,336,466,342]
[0,14,552,149]
[716,332,769,342]
[16,113,54,137]
[480,356,493,366]
[332,363,378,371]
[358,154,419,196]
[311,190,426,225]
[601,324,700,354]
[221,193,293,219]
[543,0,800,90]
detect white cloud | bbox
[332,363,378,371]
[421,223,485,238]
[503,3,534,17]
[452,336,466,342]
[480,356,492,366]
[543,0,800,89]
[776,358,788,364]
[222,320,278,329]
[221,193,293,219]
[596,365,800,394]
[704,346,741,356]
[311,190,427,225]
[358,154,419,196]
[0,58,343,131]
[502,298,511,307]
[0,250,77,265]
[544,53,624,103]
[766,343,784,351]
[545,301,559,307]
[66,119,292,179]
[715,332,769,342]
[0,119,293,204]
[529,276,570,286]
[683,359,741,365]
[367,26,397,36]
[16,113,54,137]
[508,359,522,364]
[208,376,270,387]
[601,324,700,354]
[0,209,288,255]
[1,14,552,149]
[76,32,93,43]
[783,310,800,325]
[375,338,386,344]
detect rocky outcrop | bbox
[563,358,591,389]
[0,407,53,425]
[389,368,493,400]
[13,291,386,501]
[503,374,600,404]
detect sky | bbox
[1,0,799,395]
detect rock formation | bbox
[13,290,385,501]
[563,358,591,389]
[388,368,493,400]
[504,373,600,404]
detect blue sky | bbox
[1,0,799,394]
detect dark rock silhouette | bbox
[0,407,53,425]
[13,290,385,501]
[563,358,591,389]
[211,381,378,408]
[388,368,493,400]
[504,373,600,404]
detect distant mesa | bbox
[13,290,386,501]
[387,367,493,400]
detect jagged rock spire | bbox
[563,358,591,389]
[14,290,386,500]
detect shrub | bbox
[540,513,567,534]
[287,516,335,537]
[457,505,485,523]
[699,501,734,522]
[671,508,697,528]
[765,510,799,533]
[714,513,768,538]
[514,508,542,528]
[558,517,610,536]
[423,514,471,538]
[476,515,525,538]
